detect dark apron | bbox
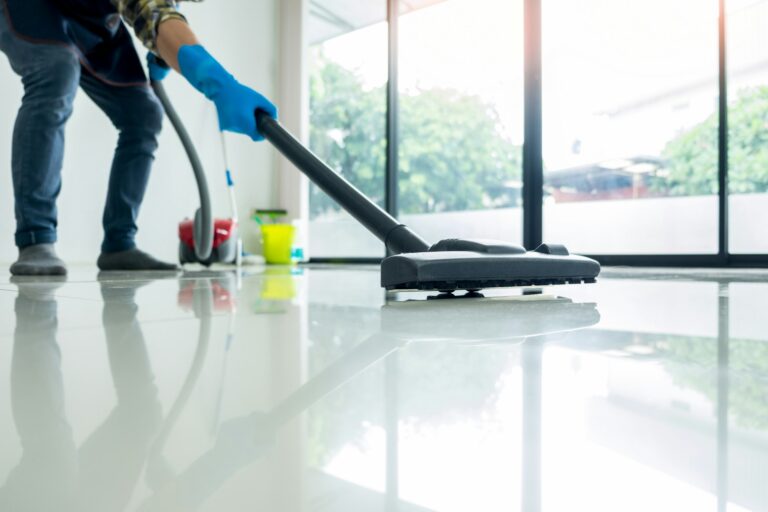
[4,0,146,85]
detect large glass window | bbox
[727,0,768,254]
[397,0,524,245]
[306,0,768,261]
[307,2,388,258]
[542,0,720,254]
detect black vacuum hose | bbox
[151,79,214,262]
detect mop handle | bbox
[220,132,239,223]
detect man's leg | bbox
[78,70,178,271]
[0,5,79,275]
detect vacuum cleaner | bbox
[150,79,240,266]
[253,110,601,293]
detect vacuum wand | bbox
[255,110,600,292]
[255,109,429,255]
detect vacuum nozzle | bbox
[382,239,600,292]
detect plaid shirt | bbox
[111,0,201,52]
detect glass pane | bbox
[308,2,387,258]
[398,0,524,245]
[543,0,720,254]
[727,0,768,254]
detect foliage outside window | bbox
[309,55,522,218]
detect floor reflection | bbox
[0,269,767,511]
[2,278,162,511]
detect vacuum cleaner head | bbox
[381,239,600,292]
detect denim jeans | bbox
[0,4,163,252]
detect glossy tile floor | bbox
[0,265,767,512]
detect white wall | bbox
[0,0,278,264]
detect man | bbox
[0,0,277,275]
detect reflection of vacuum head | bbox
[382,295,600,343]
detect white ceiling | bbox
[308,0,446,44]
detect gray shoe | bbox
[10,244,67,276]
[97,248,180,272]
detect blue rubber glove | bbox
[147,52,171,82]
[177,45,278,141]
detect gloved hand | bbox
[177,45,278,141]
[147,52,171,82]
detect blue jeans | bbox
[0,4,162,252]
